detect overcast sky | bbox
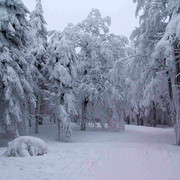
[22,0,139,39]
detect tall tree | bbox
[47,31,77,140]
[0,0,35,137]
[153,0,180,145]
[131,0,180,145]
[28,0,48,133]
[128,0,168,126]
[75,9,128,131]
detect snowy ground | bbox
[0,124,180,180]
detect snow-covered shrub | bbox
[4,136,48,157]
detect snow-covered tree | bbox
[72,9,109,130]
[0,0,35,137]
[47,31,77,140]
[127,0,169,126]
[153,0,180,145]
[130,0,180,145]
[28,0,48,133]
[89,33,129,130]
[75,9,128,131]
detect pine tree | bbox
[0,0,35,137]
[47,31,77,140]
[28,0,48,133]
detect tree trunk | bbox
[38,94,43,125]
[35,94,41,133]
[152,102,157,127]
[175,115,180,146]
[35,93,44,132]
[173,91,180,145]
[126,116,130,125]
[175,47,180,145]
[169,76,180,146]
[136,114,140,125]
[140,117,144,126]
[119,110,125,131]
[57,119,61,141]
[14,121,20,138]
[149,102,156,127]
[81,98,88,130]
[29,104,32,127]
[35,118,39,133]
[107,107,112,128]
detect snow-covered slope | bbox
[0,125,180,180]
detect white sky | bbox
[22,0,139,39]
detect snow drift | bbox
[4,136,48,157]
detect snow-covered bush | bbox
[4,136,48,157]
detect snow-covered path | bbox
[0,125,180,180]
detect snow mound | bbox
[4,136,48,157]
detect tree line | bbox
[0,0,180,145]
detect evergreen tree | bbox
[28,0,48,133]
[0,0,35,137]
[47,31,77,140]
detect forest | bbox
[0,0,180,179]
